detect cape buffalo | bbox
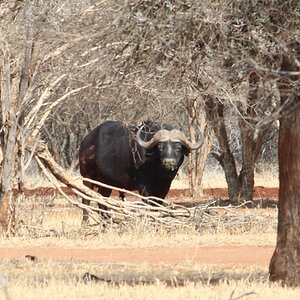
[79,120,203,223]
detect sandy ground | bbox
[0,245,274,267]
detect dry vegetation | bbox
[0,165,279,298]
[2,259,299,300]
[0,169,279,299]
[0,201,277,248]
[3,259,299,300]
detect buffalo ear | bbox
[183,147,190,156]
[146,148,157,157]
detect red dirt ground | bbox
[16,186,279,199]
[6,186,277,268]
[0,245,274,267]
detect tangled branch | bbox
[29,140,276,230]
[30,141,194,227]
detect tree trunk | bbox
[0,122,18,230]
[205,96,241,200]
[269,52,300,286]
[187,94,211,197]
[205,73,273,203]
[237,118,255,202]
[238,72,260,201]
[0,39,33,231]
[0,54,18,230]
[269,102,300,285]
[0,193,10,228]
[238,121,255,201]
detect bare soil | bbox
[0,245,274,267]
[14,186,278,199]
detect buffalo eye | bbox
[174,143,182,152]
[157,142,163,152]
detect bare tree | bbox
[176,0,280,202]
[0,1,92,232]
[186,93,211,196]
[40,1,214,192]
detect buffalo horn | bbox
[136,126,203,150]
[168,129,203,150]
[136,127,171,149]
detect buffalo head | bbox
[136,126,203,172]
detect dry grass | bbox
[0,230,276,249]
[1,259,299,300]
[0,196,277,249]
[0,192,279,300]
[5,281,300,300]
[0,166,282,299]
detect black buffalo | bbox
[79,120,203,223]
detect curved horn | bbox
[137,126,204,150]
[136,126,170,149]
[168,129,204,151]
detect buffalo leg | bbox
[119,191,126,201]
[82,181,95,225]
[98,187,112,218]
[139,185,164,206]
[82,198,90,225]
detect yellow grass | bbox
[9,282,300,300]
[0,197,279,299]
[0,201,277,249]
[170,165,279,190]
[1,260,299,300]
[0,231,276,249]
[6,279,300,300]
[3,283,298,300]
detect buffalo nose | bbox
[162,158,177,171]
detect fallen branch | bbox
[26,140,277,231]
[29,141,194,226]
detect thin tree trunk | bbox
[238,120,255,201]
[187,95,210,197]
[194,127,211,195]
[0,54,18,229]
[237,72,260,201]
[0,38,33,231]
[269,53,300,286]
[205,96,241,200]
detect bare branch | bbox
[29,84,90,141]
